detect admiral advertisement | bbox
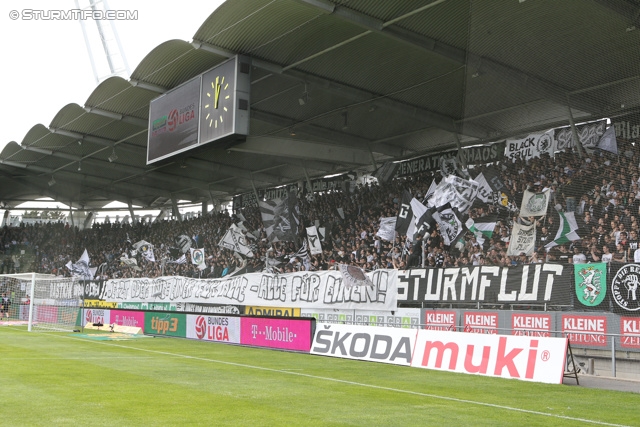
[397,265,568,305]
[186,315,240,344]
[311,324,568,384]
[240,317,313,351]
[97,270,398,311]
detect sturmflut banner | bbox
[396,264,569,304]
[96,269,398,310]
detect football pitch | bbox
[0,326,636,427]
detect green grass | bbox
[0,326,636,427]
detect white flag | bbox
[218,227,255,258]
[506,222,536,256]
[166,254,187,265]
[519,189,550,217]
[133,240,156,262]
[376,217,397,241]
[337,207,345,219]
[65,249,96,280]
[306,226,323,255]
[474,172,493,203]
[120,256,141,271]
[597,125,618,154]
[190,248,207,270]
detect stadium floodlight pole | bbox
[27,272,35,332]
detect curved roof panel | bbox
[0,0,637,210]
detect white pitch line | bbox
[43,333,631,427]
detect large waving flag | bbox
[218,225,255,258]
[433,204,464,246]
[65,249,96,280]
[597,125,618,154]
[306,226,323,255]
[132,240,155,262]
[465,215,497,246]
[545,211,581,249]
[376,217,397,241]
[395,190,413,235]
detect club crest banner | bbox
[574,263,607,307]
[519,189,550,217]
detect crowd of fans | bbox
[0,140,638,280]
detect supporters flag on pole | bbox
[306,226,323,255]
[395,190,413,235]
[597,125,618,154]
[132,240,155,262]
[65,249,96,280]
[545,211,581,249]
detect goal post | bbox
[0,273,84,332]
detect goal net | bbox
[0,273,84,332]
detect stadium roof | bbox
[1,0,639,211]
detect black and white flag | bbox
[376,217,397,242]
[65,249,96,280]
[259,193,298,242]
[176,234,193,253]
[395,190,413,235]
[166,254,187,265]
[218,225,255,258]
[415,206,436,239]
[306,226,323,255]
[433,205,464,246]
[291,240,311,270]
[120,255,141,271]
[474,172,493,203]
[132,240,156,262]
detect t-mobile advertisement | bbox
[111,310,145,330]
[240,317,314,352]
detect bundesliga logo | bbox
[194,315,207,339]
